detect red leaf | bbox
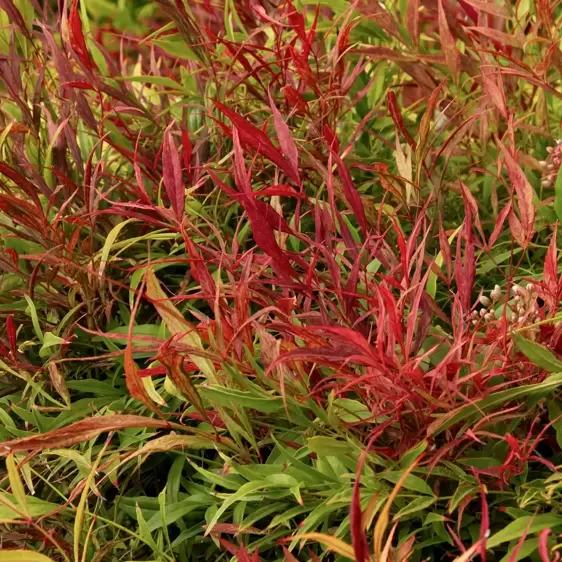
[498,136,535,238]
[281,86,308,115]
[233,129,296,283]
[323,125,340,152]
[162,125,184,218]
[6,315,16,358]
[68,0,97,72]
[330,152,367,234]
[268,90,300,183]
[438,0,460,79]
[214,100,300,183]
[387,91,416,149]
[0,415,172,453]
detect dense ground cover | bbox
[1,0,562,560]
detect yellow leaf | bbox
[293,532,355,560]
[6,454,30,518]
[0,551,55,561]
[146,269,217,383]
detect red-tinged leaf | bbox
[125,344,159,412]
[162,125,184,218]
[488,201,512,249]
[454,215,475,312]
[457,0,478,21]
[182,232,216,297]
[0,0,32,40]
[467,26,522,48]
[462,0,509,17]
[538,529,552,562]
[508,209,526,248]
[406,0,420,46]
[214,100,300,184]
[460,182,485,242]
[329,152,367,234]
[350,468,369,562]
[268,90,300,183]
[68,0,97,72]
[6,314,16,358]
[481,66,508,119]
[498,139,535,237]
[218,539,257,562]
[438,0,460,79]
[159,352,211,426]
[416,81,445,162]
[387,91,416,149]
[232,129,296,283]
[0,162,42,204]
[0,415,173,454]
[283,546,300,562]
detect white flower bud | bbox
[484,312,493,321]
[491,285,502,301]
[526,283,534,293]
[480,308,487,317]
[479,295,491,307]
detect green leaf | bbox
[400,440,428,468]
[0,492,59,520]
[487,514,562,548]
[135,503,159,551]
[513,333,562,372]
[200,386,285,413]
[554,165,562,223]
[393,496,436,520]
[307,437,354,457]
[153,36,199,60]
[499,538,539,562]
[381,472,434,496]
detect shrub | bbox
[1,0,562,561]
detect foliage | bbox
[1,0,562,561]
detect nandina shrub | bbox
[1,1,562,561]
